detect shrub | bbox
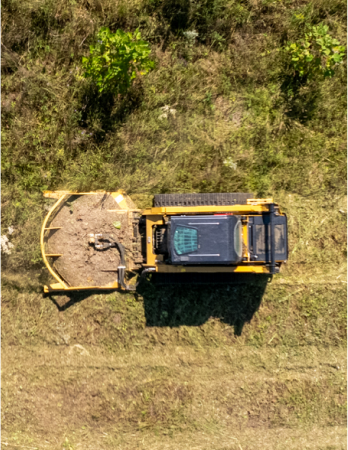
[82,27,154,94]
[285,24,345,78]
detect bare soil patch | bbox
[47,194,132,287]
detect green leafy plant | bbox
[285,24,345,78]
[82,27,154,94]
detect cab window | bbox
[174,226,198,255]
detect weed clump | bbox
[82,27,154,94]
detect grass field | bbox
[1,0,347,448]
[1,344,346,449]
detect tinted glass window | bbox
[174,226,198,255]
[234,220,243,257]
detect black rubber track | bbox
[153,193,254,207]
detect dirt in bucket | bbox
[47,194,133,287]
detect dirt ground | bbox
[47,194,133,287]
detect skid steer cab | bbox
[41,191,288,292]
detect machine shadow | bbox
[45,289,119,311]
[46,274,270,336]
[138,274,271,336]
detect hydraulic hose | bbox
[91,233,153,290]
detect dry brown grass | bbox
[2,345,346,449]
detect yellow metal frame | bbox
[41,190,139,292]
[142,204,270,215]
[156,265,270,274]
[41,194,69,291]
[142,198,283,275]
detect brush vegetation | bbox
[1,0,347,448]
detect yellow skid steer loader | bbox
[41,191,288,292]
